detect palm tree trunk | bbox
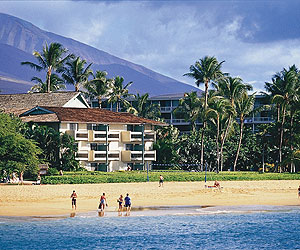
[75,82,79,92]
[47,67,52,93]
[278,107,286,170]
[220,115,232,171]
[98,96,102,108]
[290,110,294,173]
[216,118,220,173]
[201,80,209,169]
[200,124,205,170]
[233,118,244,171]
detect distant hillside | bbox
[0,13,199,96]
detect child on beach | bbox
[117,195,123,211]
[70,190,77,210]
[99,193,108,211]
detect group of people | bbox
[1,171,20,184]
[70,191,132,213]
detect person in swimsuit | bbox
[159,175,164,187]
[298,185,300,198]
[70,190,77,210]
[124,193,131,211]
[117,194,123,211]
[99,193,108,211]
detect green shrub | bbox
[41,171,300,184]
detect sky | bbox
[1,0,300,93]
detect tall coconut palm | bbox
[206,95,232,172]
[215,76,252,171]
[83,70,113,108]
[233,93,255,171]
[21,42,72,93]
[174,91,202,132]
[184,56,225,166]
[62,56,93,92]
[107,76,133,112]
[128,93,161,120]
[29,74,66,93]
[271,65,299,167]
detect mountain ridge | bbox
[0,13,199,96]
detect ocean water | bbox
[1,206,300,250]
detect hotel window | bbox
[69,123,78,131]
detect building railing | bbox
[243,117,274,123]
[160,107,172,112]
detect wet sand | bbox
[0,180,299,217]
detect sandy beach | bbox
[0,180,299,217]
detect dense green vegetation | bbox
[42,171,300,184]
[1,42,299,181]
[154,57,300,173]
[0,113,41,180]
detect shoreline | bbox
[1,204,299,220]
[0,180,300,217]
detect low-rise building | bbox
[18,106,164,171]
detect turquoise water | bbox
[1,206,300,250]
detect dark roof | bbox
[0,92,88,110]
[20,106,166,126]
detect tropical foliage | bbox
[21,42,73,93]
[128,93,161,120]
[0,113,41,180]
[62,56,93,91]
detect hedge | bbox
[41,171,300,184]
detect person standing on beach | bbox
[117,194,123,211]
[159,175,164,187]
[298,185,300,198]
[99,193,108,211]
[70,190,77,210]
[124,193,131,211]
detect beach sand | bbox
[0,180,299,216]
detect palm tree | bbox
[206,95,232,172]
[215,76,252,171]
[184,56,225,166]
[107,76,133,112]
[174,91,202,132]
[21,42,72,93]
[129,93,161,120]
[62,56,93,92]
[268,65,299,167]
[29,74,66,93]
[83,70,113,108]
[233,93,255,171]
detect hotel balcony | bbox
[93,150,120,161]
[121,131,155,143]
[93,131,120,142]
[74,130,120,142]
[75,132,88,141]
[75,151,89,161]
[76,150,120,162]
[121,150,156,162]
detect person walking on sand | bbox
[124,193,131,211]
[159,175,164,187]
[117,194,123,211]
[298,185,300,198]
[99,193,108,211]
[70,190,77,210]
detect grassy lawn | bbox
[41,171,300,184]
